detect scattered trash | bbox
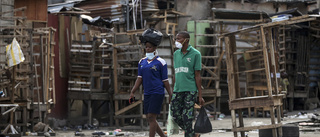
[0,91,5,97]
[115,133,124,136]
[44,132,50,137]
[251,121,265,126]
[287,115,297,119]
[75,132,85,136]
[114,129,121,132]
[76,126,82,132]
[217,130,226,133]
[28,132,37,136]
[83,124,97,130]
[34,122,46,132]
[297,115,308,119]
[219,113,225,119]
[92,131,105,135]
[92,118,99,127]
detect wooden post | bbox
[318,0,320,11]
[50,28,56,104]
[260,27,273,97]
[88,41,97,125]
[225,35,239,137]
[29,29,35,131]
[261,27,277,137]
[113,33,119,126]
[268,28,282,137]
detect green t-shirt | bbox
[173,45,202,92]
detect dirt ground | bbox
[24,109,320,137]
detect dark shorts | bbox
[143,94,164,114]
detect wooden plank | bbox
[195,34,219,37]
[260,27,273,97]
[196,45,218,48]
[0,35,28,38]
[202,64,217,77]
[229,95,284,110]
[233,123,282,132]
[202,66,217,69]
[67,91,110,100]
[225,36,236,101]
[233,49,262,55]
[114,42,132,47]
[195,20,218,23]
[231,110,237,137]
[115,100,142,116]
[0,6,26,15]
[201,56,219,59]
[58,15,67,78]
[229,97,273,110]
[114,93,142,100]
[234,68,265,74]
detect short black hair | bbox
[177,31,190,39]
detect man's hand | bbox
[199,97,205,106]
[168,94,172,104]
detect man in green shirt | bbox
[171,31,205,137]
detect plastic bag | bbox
[167,104,180,136]
[6,38,25,67]
[140,28,163,46]
[194,106,212,133]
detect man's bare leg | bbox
[147,113,166,137]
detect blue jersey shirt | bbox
[138,56,168,95]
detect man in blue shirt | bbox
[130,29,172,137]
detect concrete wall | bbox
[174,1,314,33]
[0,0,14,68]
[176,0,212,32]
[0,0,14,26]
[225,2,287,14]
[225,2,313,14]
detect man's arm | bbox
[195,70,204,106]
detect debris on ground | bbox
[34,122,46,132]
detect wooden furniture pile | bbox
[67,28,113,125]
[277,16,320,111]
[112,31,145,127]
[0,7,56,135]
[193,20,223,118]
[209,9,270,117]
[222,15,320,137]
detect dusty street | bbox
[24,109,320,137]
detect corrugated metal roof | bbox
[48,3,75,13]
[75,0,123,19]
[212,8,270,20]
[48,0,84,13]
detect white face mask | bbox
[175,41,183,49]
[146,50,157,60]
[175,39,187,49]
